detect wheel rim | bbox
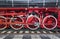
[0,16,6,30]
[26,15,40,30]
[42,15,57,30]
[10,16,24,30]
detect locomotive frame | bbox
[0,7,59,30]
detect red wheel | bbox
[42,15,57,30]
[10,16,24,30]
[26,15,40,30]
[0,16,7,30]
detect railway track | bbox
[0,28,60,34]
[0,34,60,39]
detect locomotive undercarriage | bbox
[0,8,58,30]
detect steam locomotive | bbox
[0,0,60,30]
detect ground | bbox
[0,28,60,39]
[0,34,60,39]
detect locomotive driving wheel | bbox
[42,15,57,30]
[0,16,7,30]
[10,16,24,30]
[26,15,40,30]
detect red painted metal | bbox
[0,7,59,30]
